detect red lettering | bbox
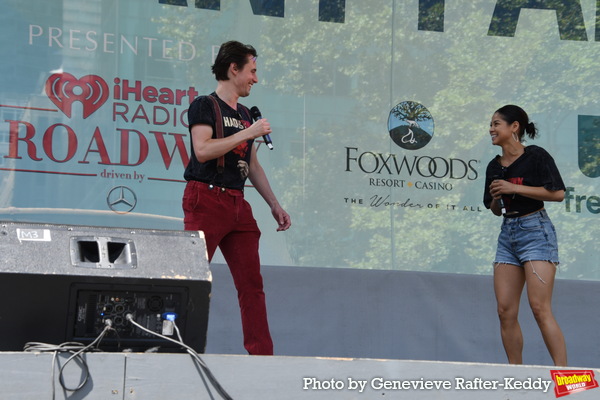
[113,78,199,105]
[508,177,524,185]
[187,87,199,104]
[131,104,150,124]
[179,108,188,127]
[158,88,174,104]
[118,129,149,166]
[176,89,187,105]
[152,107,188,127]
[113,102,129,122]
[151,131,189,170]
[142,86,158,103]
[153,106,169,125]
[79,127,114,165]
[4,120,42,161]
[3,120,187,170]
[120,79,141,101]
[42,124,78,163]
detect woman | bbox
[483,104,567,366]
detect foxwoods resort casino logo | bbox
[343,101,482,213]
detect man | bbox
[183,41,291,355]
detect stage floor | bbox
[1,352,598,399]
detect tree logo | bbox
[388,101,434,150]
[45,73,109,118]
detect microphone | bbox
[497,197,507,216]
[492,175,506,215]
[250,106,273,150]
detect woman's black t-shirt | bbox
[483,145,566,218]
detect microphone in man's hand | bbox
[250,106,273,150]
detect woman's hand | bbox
[489,179,515,199]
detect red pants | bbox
[182,180,273,355]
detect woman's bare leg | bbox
[494,263,526,364]
[525,261,567,366]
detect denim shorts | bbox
[494,209,559,267]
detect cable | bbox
[23,316,233,399]
[125,313,233,400]
[23,320,116,400]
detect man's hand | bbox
[271,205,291,232]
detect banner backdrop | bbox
[1,0,599,279]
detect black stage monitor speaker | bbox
[0,221,211,353]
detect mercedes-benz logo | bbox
[107,186,137,214]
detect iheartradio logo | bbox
[45,73,109,118]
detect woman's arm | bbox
[489,179,565,202]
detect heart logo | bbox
[45,73,109,118]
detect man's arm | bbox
[247,145,291,231]
[190,118,272,162]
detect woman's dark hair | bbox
[495,104,538,141]
[211,41,257,81]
